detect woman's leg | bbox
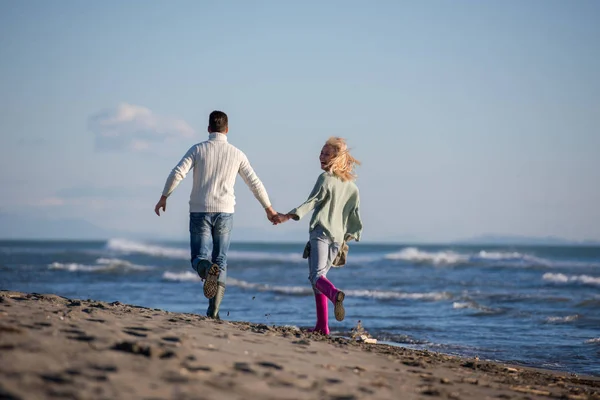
[308,227,345,329]
[315,275,345,322]
[308,290,329,335]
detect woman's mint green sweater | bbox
[288,172,363,244]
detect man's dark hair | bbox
[209,111,228,133]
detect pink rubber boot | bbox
[315,276,345,322]
[308,292,330,335]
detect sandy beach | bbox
[0,290,598,400]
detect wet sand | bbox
[0,290,598,400]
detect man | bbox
[155,110,277,319]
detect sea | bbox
[1,239,599,376]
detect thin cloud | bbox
[29,197,66,207]
[88,103,194,151]
[56,185,155,199]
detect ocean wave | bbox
[107,239,305,263]
[228,279,453,301]
[106,239,600,270]
[384,246,600,269]
[161,273,451,301]
[452,301,503,314]
[576,297,600,308]
[162,271,201,282]
[49,258,152,273]
[384,247,543,266]
[545,315,580,323]
[385,248,468,264]
[371,333,429,345]
[107,239,189,259]
[542,273,600,286]
[344,289,451,301]
[585,338,600,344]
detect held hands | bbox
[272,213,291,225]
[265,206,292,225]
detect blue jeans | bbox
[308,225,341,288]
[189,212,234,285]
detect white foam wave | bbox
[107,239,305,263]
[385,247,467,264]
[49,258,151,272]
[228,279,451,300]
[585,338,600,344]
[227,278,312,295]
[545,315,580,323]
[49,262,105,272]
[228,251,304,263]
[162,271,201,282]
[107,239,600,270]
[543,273,600,286]
[453,301,473,309]
[107,239,188,259]
[384,247,600,269]
[162,274,451,301]
[452,301,500,314]
[345,289,451,301]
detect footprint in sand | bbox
[161,336,181,343]
[112,341,152,357]
[19,324,44,330]
[86,318,106,323]
[233,362,256,374]
[256,362,283,371]
[123,329,148,338]
[124,326,151,331]
[122,326,151,337]
[182,364,212,373]
[39,373,73,385]
[88,364,118,373]
[68,334,96,342]
[60,328,85,335]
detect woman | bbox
[275,137,363,335]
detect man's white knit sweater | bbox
[161,133,271,213]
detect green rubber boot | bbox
[207,283,225,320]
[193,259,212,280]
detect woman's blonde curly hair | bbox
[324,137,361,182]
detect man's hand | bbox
[273,213,291,225]
[154,196,168,216]
[265,206,278,223]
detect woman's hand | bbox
[272,213,291,225]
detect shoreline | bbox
[1,290,598,400]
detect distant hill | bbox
[454,234,600,246]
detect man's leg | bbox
[212,213,234,283]
[207,213,234,319]
[189,213,212,279]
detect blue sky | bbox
[1,1,599,242]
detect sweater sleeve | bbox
[238,153,271,209]
[162,145,197,197]
[345,193,363,242]
[288,174,328,220]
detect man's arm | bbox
[238,153,276,221]
[155,145,196,216]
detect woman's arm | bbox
[287,174,329,221]
[345,194,362,241]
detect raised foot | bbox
[334,291,345,321]
[203,264,220,299]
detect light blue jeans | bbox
[308,226,341,290]
[189,212,234,286]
